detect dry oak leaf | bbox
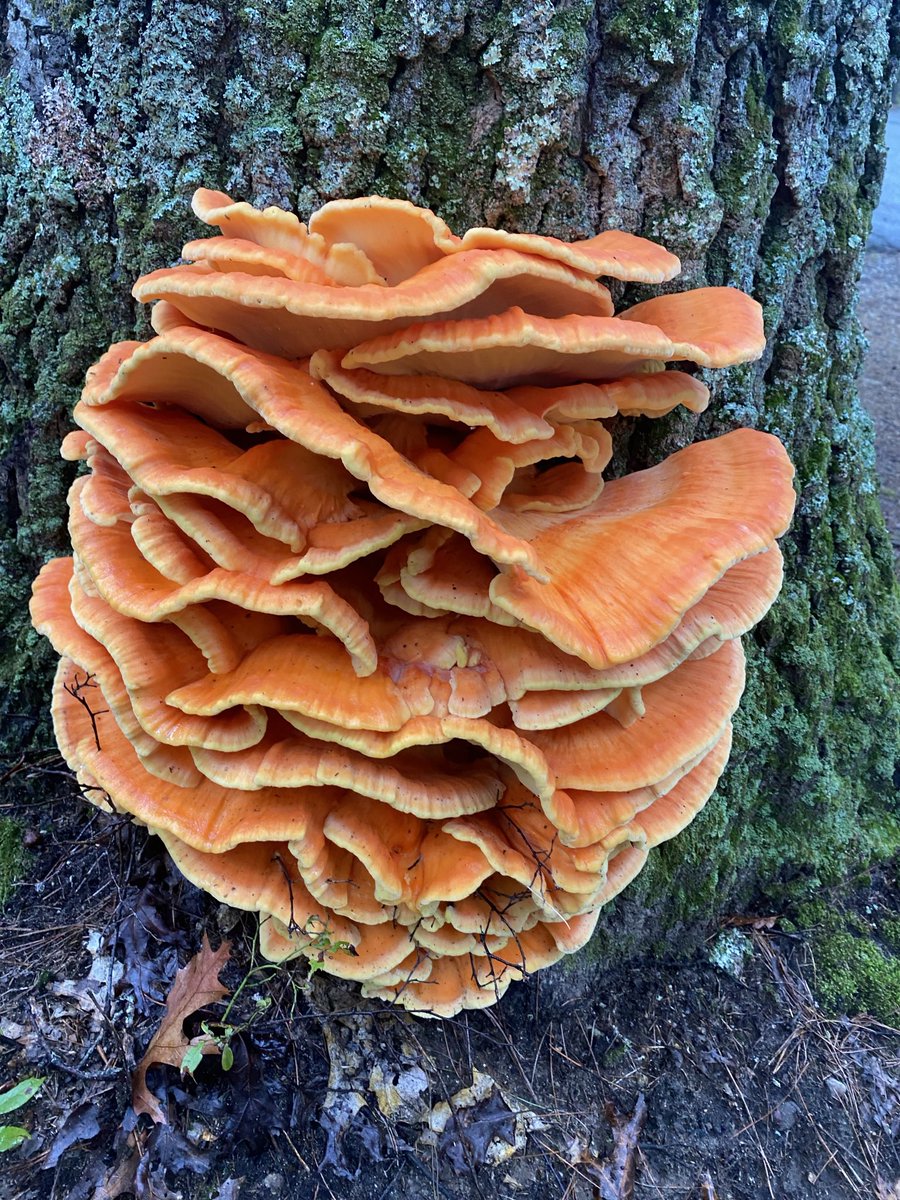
[132,934,231,1124]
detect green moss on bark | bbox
[794,900,900,1021]
[813,931,900,1019]
[605,0,699,65]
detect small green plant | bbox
[179,916,355,1079]
[178,915,351,1077]
[181,1018,238,1076]
[180,976,275,1079]
[0,1077,45,1152]
[301,914,357,977]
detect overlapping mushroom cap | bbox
[32,188,794,1018]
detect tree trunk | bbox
[2,0,898,952]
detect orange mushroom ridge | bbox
[31,189,796,1018]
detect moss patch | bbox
[605,0,700,64]
[795,897,900,1022]
[0,819,25,908]
[881,918,900,954]
[812,932,900,1021]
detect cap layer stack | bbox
[31,191,795,1017]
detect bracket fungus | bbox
[32,188,796,1018]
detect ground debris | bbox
[49,930,123,1021]
[317,1015,545,1178]
[723,914,778,930]
[2,793,899,1200]
[81,1130,142,1200]
[146,1121,211,1175]
[437,1088,516,1172]
[697,1170,719,1199]
[566,1093,647,1200]
[132,1154,183,1200]
[211,1180,242,1200]
[423,1067,547,1172]
[67,1121,213,1199]
[857,1048,900,1138]
[43,1101,102,1168]
[132,934,231,1124]
[207,1038,288,1152]
[318,1017,382,1177]
[116,884,188,1016]
[369,1060,429,1121]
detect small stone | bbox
[216,903,241,933]
[825,1076,848,1100]
[772,1100,799,1131]
[185,1121,206,1145]
[262,1174,284,1193]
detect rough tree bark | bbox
[1,0,898,954]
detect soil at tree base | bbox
[0,783,896,1200]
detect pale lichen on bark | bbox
[1,0,897,951]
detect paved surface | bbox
[858,108,899,557]
[869,108,900,251]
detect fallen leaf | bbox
[318,1022,371,1178]
[117,884,188,1015]
[859,1051,900,1138]
[423,1068,543,1171]
[723,914,777,930]
[212,1181,242,1200]
[51,930,124,1021]
[698,1171,719,1199]
[146,1122,211,1176]
[132,935,231,1124]
[0,1126,29,1151]
[134,1155,181,1200]
[439,1089,517,1173]
[217,1040,287,1152]
[0,1076,45,1115]
[83,1130,143,1200]
[319,1105,382,1179]
[569,1094,647,1200]
[43,1102,102,1169]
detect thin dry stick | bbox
[722,1063,775,1200]
[63,671,108,751]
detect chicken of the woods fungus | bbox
[31,190,796,1017]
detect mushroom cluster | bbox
[31,190,795,1016]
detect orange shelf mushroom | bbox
[31,188,795,1018]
